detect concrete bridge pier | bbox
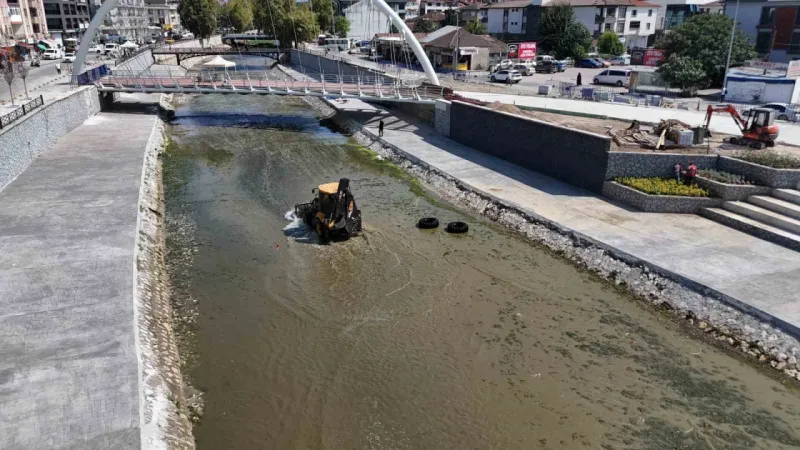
[99,91,119,110]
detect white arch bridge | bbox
[71,0,444,104]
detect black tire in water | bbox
[417,217,440,229]
[445,221,469,234]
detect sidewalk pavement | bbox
[456,91,800,147]
[0,99,160,449]
[335,98,800,334]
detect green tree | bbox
[178,0,218,46]
[539,3,591,60]
[253,0,319,47]
[312,0,334,33]
[415,19,438,33]
[658,54,707,95]
[228,0,254,32]
[465,19,487,35]
[334,15,350,38]
[597,31,624,56]
[656,13,756,86]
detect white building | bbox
[95,0,150,41]
[571,0,659,49]
[485,0,529,35]
[343,0,421,38]
[1,0,47,47]
[651,0,721,32]
[146,0,179,30]
[422,0,458,14]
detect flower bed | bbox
[603,181,722,213]
[734,152,800,169]
[695,171,772,201]
[615,177,710,197]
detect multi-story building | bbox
[654,0,721,31]
[2,0,47,47]
[94,0,150,41]
[573,0,659,48]
[727,0,800,62]
[485,0,656,49]
[421,0,458,15]
[145,0,179,30]
[343,0,422,38]
[43,0,90,45]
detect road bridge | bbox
[151,46,287,63]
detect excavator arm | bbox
[705,104,747,133]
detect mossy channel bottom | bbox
[164,95,800,450]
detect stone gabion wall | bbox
[0,87,101,191]
[694,176,772,201]
[606,152,718,180]
[602,181,722,213]
[290,49,363,77]
[718,156,800,189]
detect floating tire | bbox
[417,217,440,229]
[445,221,469,234]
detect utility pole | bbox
[721,0,740,101]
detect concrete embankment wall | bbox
[119,35,223,72]
[448,100,612,193]
[0,86,101,191]
[290,49,364,77]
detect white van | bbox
[593,69,631,87]
[42,48,61,60]
[104,43,120,55]
[535,55,555,64]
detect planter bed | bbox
[694,175,772,201]
[603,181,722,213]
[718,156,800,188]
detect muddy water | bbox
[165,94,800,450]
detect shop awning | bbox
[37,43,47,51]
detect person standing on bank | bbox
[378,120,384,137]
[576,72,582,86]
[55,62,62,75]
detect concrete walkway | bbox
[457,91,800,147]
[0,107,158,449]
[336,99,800,334]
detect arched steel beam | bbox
[367,0,439,86]
[72,0,120,84]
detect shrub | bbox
[615,177,710,197]
[697,169,753,185]
[734,151,800,169]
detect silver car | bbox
[760,103,799,122]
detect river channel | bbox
[164,93,800,449]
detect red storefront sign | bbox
[508,42,536,59]
[644,49,665,66]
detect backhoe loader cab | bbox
[747,108,775,131]
[295,178,362,242]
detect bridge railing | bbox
[96,72,446,101]
[151,46,283,55]
[298,45,426,82]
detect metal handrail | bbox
[0,95,44,129]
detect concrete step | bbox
[773,188,800,206]
[723,201,800,235]
[700,208,800,252]
[748,195,800,220]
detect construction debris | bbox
[654,119,691,144]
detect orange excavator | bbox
[704,104,779,149]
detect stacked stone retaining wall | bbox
[718,156,800,188]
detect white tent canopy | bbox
[120,41,139,49]
[202,56,236,68]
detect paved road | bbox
[0,54,107,109]
[457,91,800,147]
[0,104,158,449]
[334,97,800,335]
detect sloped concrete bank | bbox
[133,96,196,448]
[301,95,800,383]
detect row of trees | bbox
[178,0,350,46]
[1,58,32,107]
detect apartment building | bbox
[727,0,800,62]
[43,0,90,44]
[95,0,150,41]
[1,0,47,47]
[485,0,656,48]
[145,0,179,29]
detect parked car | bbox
[595,57,611,67]
[89,44,104,54]
[62,52,75,63]
[490,69,522,84]
[499,59,513,69]
[578,58,603,68]
[104,43,120,55]
[593,69,631,87]
[536,60,558,74]
[535,55,555,64]
[511,64,534,76]
[42,48,61,60]
[745,103,799,122]
[609,55,630,66]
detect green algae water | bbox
[164,94,800,449]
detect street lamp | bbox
[721,0,740,101]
